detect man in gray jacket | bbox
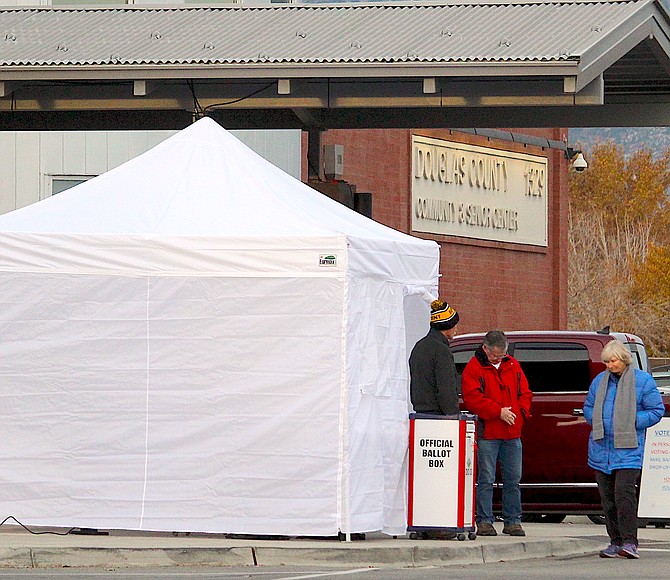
[409,299,460,416]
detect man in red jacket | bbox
[461,330,532,537]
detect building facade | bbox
[314,128,568,332]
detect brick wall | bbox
[306,127,568,334]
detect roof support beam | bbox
[0,77,583,112]
[4,102,670,132]
[291,107,324,129]
[278,79,291,95]
[575,74,604,105]
[563,77,577,93]
[423,78,437,94]
[133,81,161,97]
[647,22,670,77]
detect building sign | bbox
[411,136,548,246]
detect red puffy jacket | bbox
[461,346,532,440]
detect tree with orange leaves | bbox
[568,141,670,356]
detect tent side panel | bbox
[343,239,438,534]
[0,272,149,528]
[0,271,347,535]
[141,274,345,535]
[343,277,413,534]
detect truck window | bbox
[452,347,477,395]
[627,343,644,370]
[511,342,591,393]
[453,348,476,374]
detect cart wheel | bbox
[468,532,477,540]
[409,532,418,540]
[457,533,466,541]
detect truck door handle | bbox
[572,408,584,416]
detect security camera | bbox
[572,152,588,172]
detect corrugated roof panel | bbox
[0,2,657,66]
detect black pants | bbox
[594,468,641,546]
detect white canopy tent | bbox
[0,118,438,536]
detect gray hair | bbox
[601,340,633,365]
[483,330,508,351]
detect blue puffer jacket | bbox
[583,368,665,474]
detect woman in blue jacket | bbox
[583,340,665,560]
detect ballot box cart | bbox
[407,412,477,540]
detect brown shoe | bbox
[502,524,526,536]
[476,522,497,536]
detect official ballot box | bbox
[407,413,477,539]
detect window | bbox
[628,343,644,370]
[51,176,94,195]
[452,347,477,395]
[511,342,591,393]
[453,348,476,374]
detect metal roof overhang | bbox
[2,1,670,130]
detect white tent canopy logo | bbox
[319,254,337,266]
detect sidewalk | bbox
[0,517,667,569]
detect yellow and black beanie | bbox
[430,299,459,331]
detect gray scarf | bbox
[591,366,638,449]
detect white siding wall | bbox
[0,129,302,215]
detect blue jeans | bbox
[476,438,522,525]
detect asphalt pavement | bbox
[0,517,667,569]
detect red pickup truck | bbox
[450,330,670,523]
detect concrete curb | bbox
[254,538,603,568]
[0,548,33,569]
[2,547,255,569]
[0,537,604,569]
[255,545,419,568]
[411,543,486,567]
[481,538,601,564]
